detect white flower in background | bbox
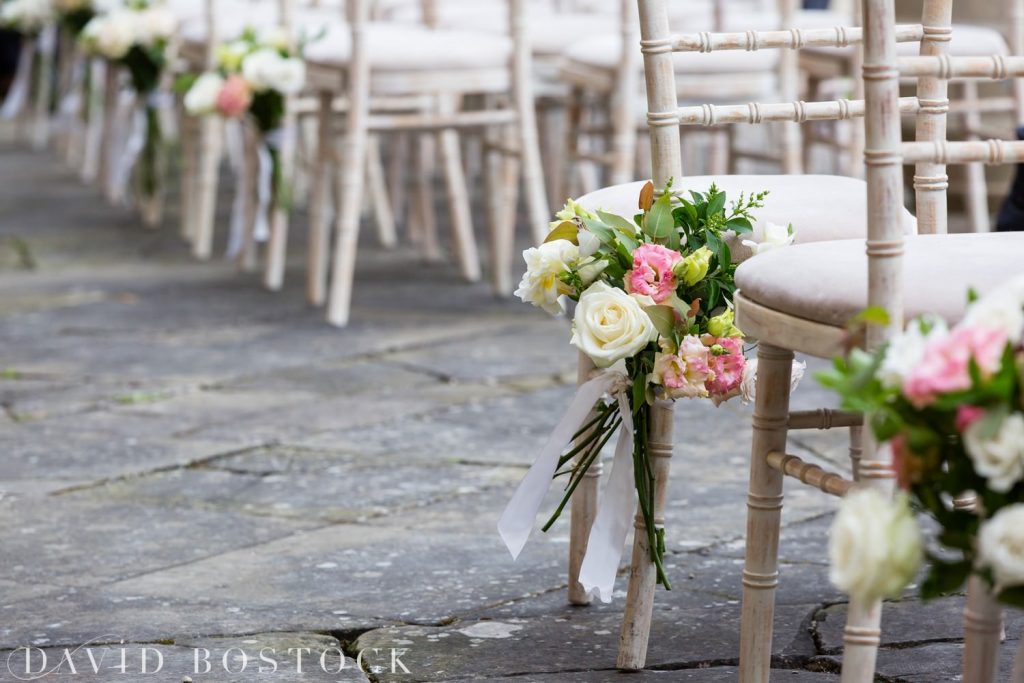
[877,315,948,390]
[514,239,579,315]
[1,0,54,33]
[964,412,1024,493]
[134,5,176,46]
[53,0,90,13]
[829,489,922,602]
[571,281,657,368]
[216,39,250,72]
[979,504,1024,591]
[962,275,1024,345]
[81,11,136,59]
[241,48,305,95]
[742,222,795,256]
[258,25,291,51]
[183,71,224,115]
[739,358,805,404]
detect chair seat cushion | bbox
[735,233,1024,330]
[563,33,780,73]
[303,22,511,71]
[576,176,917,261]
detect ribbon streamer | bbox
[109,91,173,205]
[499,369,635,605]
[1,40,35,119]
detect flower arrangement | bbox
[80,0,176,206]
[820,275,1024,605]
[503,181,782,593]
[0,0,53,34]
[53,0,92,35]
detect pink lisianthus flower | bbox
[704,336,746,404]
[653,335,711,398]
[625,243,682,304]
[955,405,986,433]
[215,75,252,118]
[903,326,1008,407]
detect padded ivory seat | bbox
[577,176,917,260]
[734,233,1024,356]
[177,3,343,44]
[302,22,512,71]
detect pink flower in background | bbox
[625,243,681,304]
[705,336,746,401]
[903,326,1009,407]
[215,75,252,118]
[653,336,711,398]
[955,405,986,433]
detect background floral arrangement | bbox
[822,275,1024,605]
[53,0,92,35]
[80,0,176,203]
[506,181,788,589]
[0,0,53,34]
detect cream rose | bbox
[242,48,306,95]
[964,412,1024,493]
[742,221,795,256]
[82,12,136,59]
[979,504,1024,590]
[571,282,657,367]
[829,489,922,602]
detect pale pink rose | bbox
[705,336,746,401]
[955,405,986,433]
[215,75,252,118]
[903,326,1008,407]
[625,243,682,304]
[653,335,711,398]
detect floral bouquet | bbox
[53,0,92,35]
[80,0,177,211]
[500,181,796,600]
[821,275,1024,607]
[0,0,53,34]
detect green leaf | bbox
[173,72,198,94]
[597,210,637,233]
[707,190,726,218]
[544,220,579,244]
[848,306,891,328]
[643,192,674,241]
[725,216,753,234]
[920,556,971,599]
[644,305,677,339]
[581,216,615,244]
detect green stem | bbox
[542,417,622,532]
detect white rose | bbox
[829,489,922,602]
[513,239,579,315]
[878,315,948,389]
[742,221,795,256]
[979,504,1024,590]
[963,275,1024,345]
[2,0,52,31]
[272,56,305,95]
[259,25,291,51]
[83,12,136,59]
[964,412,1024,493]
[135,5,177,46]
[183,71,224,115]
[571,281,657,368]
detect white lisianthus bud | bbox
[183,71,224,115]
[829,489,922,602]
[571,282,657,368]
[964,412,1024,493]
[979,503,1024,591]
[513,239,579,315]
[741,221,795,256]
[578,230,601,258]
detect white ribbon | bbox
[498,369,638,603]
[225,119,247,259]
[253,133,275,242]
[1,41,35,119]
[56,56,87,131]
[109,96,146,205]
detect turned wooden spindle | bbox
[617,399,674,671]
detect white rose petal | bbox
[570,281,657,368]
[965,413,1024,493]
[829,489,922,602]
[241,48,305,95]
[513,239,579,316]
[962,274,1024,344]
[979,503,1024,591]
[878,315,948,389]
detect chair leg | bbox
[178,108,199,243]
[961,81,991,233]
[81,59,105,183]
[236,123,261,273]
[32,31,54,151]
[192,115,222,260]
[436,96,481,283]
[412,133,442,261]
[307,92,333,306]
[263,104,297,291]
[559,86,583,204]
[738,344,793,683]
[963,574,1003,683]
[617,399,674,671]
[848,425,863,482]
[568,351,602,606]
[387,132,408,228]
[366,134,398,248]
[98,64,120,201]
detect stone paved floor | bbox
[0,144,1008,682]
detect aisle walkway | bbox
[0,145,1002,681]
